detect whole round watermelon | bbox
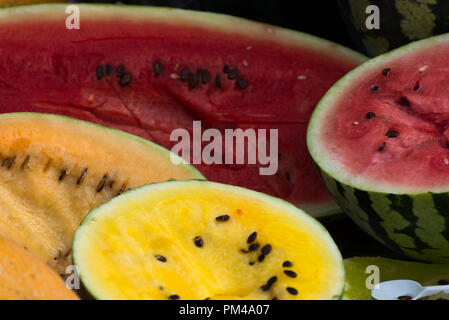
[339,0,449,57]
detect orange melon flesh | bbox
[0,112,203,275]
[73,180,344,300]
[0,236,78,300]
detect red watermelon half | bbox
[0,4,365,218]
[308,33,449,261]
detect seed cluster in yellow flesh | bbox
[74,181,344,300]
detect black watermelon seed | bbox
[267,276,277,285]
[282,261,293,268]
[382,68,391,76]
[223,65,230,74]
[201,70,211,84]
[169,295,180,300]
[413,83,420,91]
[115,65,125,78]
[193,236,204,248]
[20,155,30,170]
[215,74,222,88]
[258,254,265,262]
[365,112,376,119]
[188,73,198,88]
[237,77,248,89]
[249,243,260,251]
[261,276,277,291]
[261,244,272,255]
[378,142,386,152]
[284,270,297,278]
[286,287,298,295]
[216,215,230,222]
[96,175,107,192]
[247,232,257,244]
[398,295,412,300]
[445,143,449,149]
[399,97,410,107]
[117,188,125,196]
[119,73,132,87]
[438,279,449,285]
[3,156,15,169]
[386,130,399,138]
[249,261,255,266]
[96,65,104,80]
[285,172,291,182]
[105,64,112,76]
[153,61,163,76]
[180,68,190,82]
[155,255,167,263]
[58,169,67,181]
[77,168,88,185]
[370,85,380,92]
[227,68,238,80]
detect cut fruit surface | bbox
[0,4,366,218]
[308,34,449,262]
[0,236,78,300]
[0,112,203,275]
[309,36,449,194]
[344,257,449,300]
[73,180,344,300]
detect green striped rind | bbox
[321,171,449,263]
[339,0,449,57]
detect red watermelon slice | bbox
[0,4,365,218]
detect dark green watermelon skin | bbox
[320,171,449,263]
[339,0,449,57]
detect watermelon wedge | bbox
[308,33,449,261]
[0,4,365,218]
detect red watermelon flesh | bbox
[313,39,449,193]
[0,5,365,217]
